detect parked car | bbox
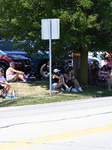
[0,39,49,78]
[0,50,32,76]
[5,51,49,78]
[5,51,101,79]
[0,40,101,78]
[88,57,100,67]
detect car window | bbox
[0,50,7,55]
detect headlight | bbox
[14,62,23,65]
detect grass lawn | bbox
[0,78,112,107]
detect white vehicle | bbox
[88,51,109,68]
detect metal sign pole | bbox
[41,18,60,97]
[49,38,52,97]
[49,19,52,97]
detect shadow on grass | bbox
[0,96,39,107]
[0,80,112,107]
[28,78,49,89]
[81,84,112,97]
[30,78,112,97]
[0,97,21,107]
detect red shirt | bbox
[98,71,108,80]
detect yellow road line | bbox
[0,124,112,150]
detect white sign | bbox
[41,19,60,40]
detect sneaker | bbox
[65,88,70,92]
[69,86,72,91]
[24,74,29,79]
[71,88,78,92]
[1,94,6,99]
[6,95,15,98]
[77,87,83,92]
[60,88,65,91]
[108,88,112,91]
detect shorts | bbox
[6,75,17,82]
[0,85,4,89]
[52,83,58,89]
[98,79,107,83]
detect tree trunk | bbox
[73,53,80,78]
[79,49,88,84]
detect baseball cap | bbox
[53,69,60,73]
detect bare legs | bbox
[107,77,112,90]
[3,84,10,95]
[56,82,69,89]
[72,78,80,89]
[14,73,26,82]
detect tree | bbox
[0,0,112,83]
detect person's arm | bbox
[52,74,60,79]
[52,74,56,79]
[52,74,62,83]
[98,70,101,77]
[106,71,110,79]
[64,71,72,80]
[10,67,24,75]
[68,71,72,80]
[0,76,7,84]
[105,52,112,61]
[63,73,69,83]
[0,81,5,84]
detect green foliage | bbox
[0,0,112,53]
[0,0,111,84]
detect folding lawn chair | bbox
[0,85,4,97]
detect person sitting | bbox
[6,62,27,83]
[98,65,112,91]
[0,67,10,98]
[63,67,83,92]
[88,64,99,85]
[52,69,71,91]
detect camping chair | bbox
[0,85,4,97]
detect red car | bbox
[0,50,32,76]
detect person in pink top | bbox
[6,62,27,83]
[104,52,112,68]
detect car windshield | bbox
[0,50,7,55]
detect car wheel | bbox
[40,63,49,78]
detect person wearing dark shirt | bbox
[63,67,83,92]
[52,69,71,91]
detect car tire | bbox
[40,63,49,78]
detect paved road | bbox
[0,96,112,150]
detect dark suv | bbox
[0,40,49,78]
[0,50,32,75]
[5,50,49,78]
